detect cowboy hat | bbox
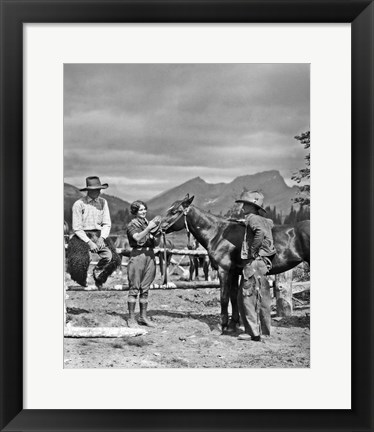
[235,190,266,213]
[79,176,108,191]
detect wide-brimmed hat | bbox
[79,176,108,191]
[235,190,266,213]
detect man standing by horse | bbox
[236,191,276,342]
[67,176,121,289]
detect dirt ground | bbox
[64,258,310,369]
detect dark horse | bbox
[161,194,310,333]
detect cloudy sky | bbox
[64,64,309,202]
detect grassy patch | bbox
[167,357,190,368]
[124,337,152,347]
[112,342,124,349]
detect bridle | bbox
[160,205,191,233]
[161,205,192,246]
[159,205,191,284]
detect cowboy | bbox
[69,176,116,288]
[235,191,276,342]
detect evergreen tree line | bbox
[282,205,310,225]
[107,202,310,233]
[224,204,309,226]
[262,204,310,225]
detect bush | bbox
[292,262,310,282]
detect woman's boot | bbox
[127,301,138,327]
[138,302,155,327]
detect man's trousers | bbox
[238,257,272,337]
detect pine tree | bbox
[284,205,297,225]
[291,130,310,208]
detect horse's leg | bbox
[227,272,240,333]
[202,256,209,281]
[159,253,164,276]
[211,262,217,281]
[167,252,172,269]
[218,268,230,333]
[195,257,199,279]
[189,256,194,281]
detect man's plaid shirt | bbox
[72,196,111,243]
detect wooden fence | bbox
[64,246,310,337]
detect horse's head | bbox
[161,194,195,233]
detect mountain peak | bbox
[187,176,205,184]
[147,170,297,216]
[235,170,281,181]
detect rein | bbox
[183,207,191,248]
[161,230,168,285]
[160,206,191,233]
[160,211,185,232]
[159,206,191,283]
[160,206,192,248]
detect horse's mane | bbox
[186,206,250,232]
[190,205,230,224]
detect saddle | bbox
[227,218,246,226]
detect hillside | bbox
[147,170,298,216]
[65,170,302,231]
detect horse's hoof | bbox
[220,326,228,335]
[221,322,238,335]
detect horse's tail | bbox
[296,219,310,267]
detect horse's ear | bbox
[181,193,194,207]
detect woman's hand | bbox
[148,215,162,232]
[134,216,162,242]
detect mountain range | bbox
[147,170,298,216]
[64,170,299,228]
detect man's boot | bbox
[138,302,155,327]
[127,302,138,327]
[93,266,103,289]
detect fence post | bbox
[64,240,67,326]
[274,270,293,317]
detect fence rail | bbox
[65,243,209,257]
[66,280,310,293]
[65,241,310,339]
[67,280,222,291]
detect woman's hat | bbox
[80,176,108,191]
[235,190,266,213]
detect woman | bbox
[126,200,161,327]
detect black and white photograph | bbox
[64,63,310,368]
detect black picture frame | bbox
[1,1,373,431]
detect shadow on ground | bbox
[272,315,310,328]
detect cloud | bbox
[64,64,309,201]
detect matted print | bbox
[64,64,310,368]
